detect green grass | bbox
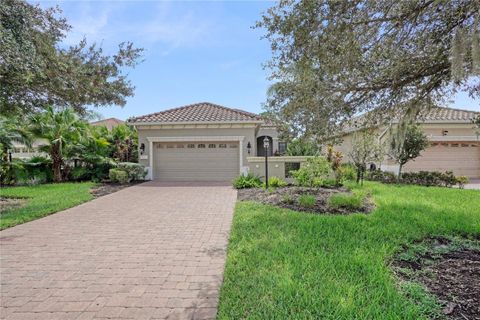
[328,190,366,210]
[298,194,316,208]
[0,182,95,230]
[218,182,480,319]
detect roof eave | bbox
[128,120,265,126]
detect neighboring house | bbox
[128,102,283,181]
[335,107,480,178]
[90,118,124,130]
[11,118,125,159]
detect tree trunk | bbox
[51,143,63,182]
[397,163,403,182]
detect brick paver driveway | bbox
[1,182,237,320]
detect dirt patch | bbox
[90,181,142,198]
[394,237,480,320]
[237,186,373,215]
[0,197,27,214]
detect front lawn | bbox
[218,182,480,319]
[0,182,95,230]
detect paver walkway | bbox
[0,182,237,320]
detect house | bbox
[90,118,124,130]
[128,102,283,181]
[335,107,480,178]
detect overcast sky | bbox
[39,1,479,120]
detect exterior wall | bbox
[246,156,313,182]
[334,122,480,177]
[136,125,257,179]
[11,139,49,159]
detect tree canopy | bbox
[0,0,143,116]
[257,0,480,140]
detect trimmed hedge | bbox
[366,169,469,188]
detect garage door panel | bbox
[153,142,239,181]
[404,143,480,178]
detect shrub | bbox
[116,162,147,181]
[109,168,129,184]
[456,176,469,189]
[338,163,357,182]
[70,167,90,181]
[264,176,288,188]
[366,170,397,184]
[298,194,316,208]
[232,173,262,189]
[328,191,366,210]
[367,169,467,188]
[281,194,294,204]
[292,156,334,187]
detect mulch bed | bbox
[237,186,373,215]
[90,181,143,198]
[0,197,27,214]
[394,237,480,320]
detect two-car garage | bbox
[153,141,240,181]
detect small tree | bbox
[286,139,319,156]
[348,130,384,185]
[388,124,429,177]
[30,106,87,182]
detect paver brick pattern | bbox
[0,182,237,320]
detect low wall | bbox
[246,156,313,181]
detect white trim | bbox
[428,135,479,142]
[147,136,244,180]
[146,136,245,142]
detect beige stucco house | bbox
[335,107,480,178]
[128,102,288,181]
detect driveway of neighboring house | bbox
[0,182,237,320]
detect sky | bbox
[39,1,479,121]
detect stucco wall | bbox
[247,156,312,181]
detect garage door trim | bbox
[146,136,245,180]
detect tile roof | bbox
[128,102,266,124]
[342,106,479,133]
[419,107,478,121]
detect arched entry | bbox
[256,136,273,156]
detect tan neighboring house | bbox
[11,117,124,159]
[128,102,290,182]
[335,107,480,178]
[91,117,124,130]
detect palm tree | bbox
[0,116,32,162]
[109,124,138,162]
[30,106,87,182]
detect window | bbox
[208,144,216,148]
[157,144,164,149]
[176,144,184,148]
[187,144,195,148]
[219,144,227,148]
[229,144,238,148]
[450,143,459,147]
[278,142,287,155]
[285,162,300,178]
[166,144,174,149]
[461,144,469,147]
[198,144,206,148]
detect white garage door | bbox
[404,142,480,178]
[153,142,239,181]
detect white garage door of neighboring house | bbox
[153,142,239,181]
[404,142,480,178]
